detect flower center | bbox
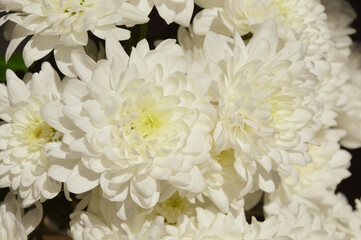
[12,108,62,152]
[275,0,289,15]
[132,110,163,138]
[153,193,190,224]
[26,120,52,148]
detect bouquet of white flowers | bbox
[0,0,360,239]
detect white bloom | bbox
[0,62,64,206]
[313,193,361,240]
[281,129,351,203]
[0,0,149,76]
[70,190,279,240]
[43,35,216,210]
[0,192,42,240]
[336,44,361,148]
[315,0,356,129]
[321,193,361,240]
[162,207,279,240]
[266,181,360,239]
[70,189,197,239]
[202,21,321,196]
[193,0,330,61]
[322,0,356,59]
[265,200,333,239]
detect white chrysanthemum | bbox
[314,0,356,129]
[322,0,356,59]
[70,189,198,239]
[308,192,361,240]
[42,35,216,210]
[265,200,333,239]
[0,62,64,206]
[193,0,330,61]
[162,207,280,240]
[266,181,361,239]
[202,21,321,196]
[0,192,42,240]
[70,190,280,240]
[281,129,351,202]
[336,44,361,148]
[0,0,149,76]
[320,193,361,240]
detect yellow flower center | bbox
[275,0,289,16]
[26,120,54,150]
[214,149,234,164]
[154,193,190,224]
[11,107,62,153]
[132,110,163,138]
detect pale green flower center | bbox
[12,108,62,153]
[26,119,56,150]
[153,193,190,224]
[132,110,162,137]
[275,0,289,15]
[214,149,234,165]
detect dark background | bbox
[0,0,360,206]
[335,0,361,207]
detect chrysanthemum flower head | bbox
[265,200,332,239]
[202,20,321,197]
[43,34,216,211]
[0,0,149,76]
[336,44,361,149]
[70,189,280,240]
[282,129,351,203]
[193,0,330,61]
[0,192,42,239]
[0,62,65,206]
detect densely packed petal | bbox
[0,62,64,206]
[0,192,42,239]
[193,0,330,62]
[42,35,216,211]
[0,0,149,75]
[201,21,321,197]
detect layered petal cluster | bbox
[0,62,64,206]
[278,129,351,204]
[70,189,280,240]
[322,0,356,59]
[193,0,330,61]
[265,200,334,239]
[160,207,279,240]
[315,0,356,129]
[336,44,361,148]
[0,192,42,239]
[266,190,361,240]
[201,21,321,197]
[0,0,149,75]
[43,35,216,210]
[70,188,200,239]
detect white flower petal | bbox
[54,45,83,77]
[67,162,100,194]
[23,35,59,67]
